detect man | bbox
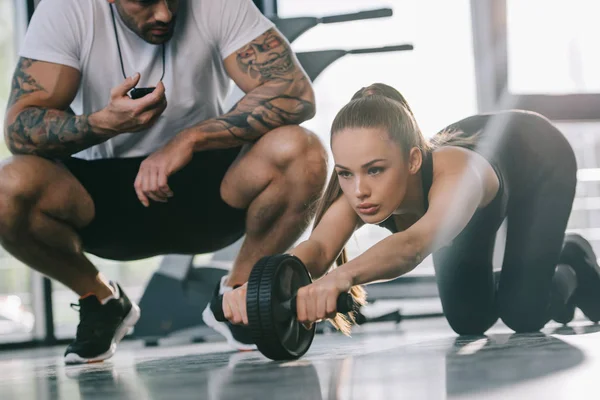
[1,0,327,364]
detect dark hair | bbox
[350,83,416,115]
[315,83,478,334]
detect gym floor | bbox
[1,315,599,400]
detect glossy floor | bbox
[1,317,599,400]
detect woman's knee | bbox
[498,300,547,333]
[444,308,497,336]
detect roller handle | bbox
[288,292,355,315]
[211,294,227,322]
[211,292,355,323]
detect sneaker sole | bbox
[64,301,141,365]
[201,304,256,351]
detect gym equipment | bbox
[133,254,229,345]
[296,45,413,82]
[271,8,393,43]
[210,254,354,360]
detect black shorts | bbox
[61,147,246,261]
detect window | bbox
[0,0,36,343]
[278,0,478,275]
[475,0,600,120]
[507,0,600,95]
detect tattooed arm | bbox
[4,58,103,158]
[183,28,316,151]
[4,58,167,159]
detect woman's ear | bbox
[408,147,422,175]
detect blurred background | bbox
[0,0,599,345]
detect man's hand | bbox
[89,74,167,135]
[222,283,248,325]
[134,133,194,207]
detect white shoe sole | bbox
[64,301,141,365]
[202,304,256,351]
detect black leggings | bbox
[433,159,578,334]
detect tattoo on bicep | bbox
[7,58,47,107]
[236,28,295,81]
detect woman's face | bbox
[332,127,415,224]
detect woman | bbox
[223,83,600,336]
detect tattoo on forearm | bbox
[198,82,314,147]
[216,85,313,134]
[197,29,315,147]
[7,108,102,158]
[5,58,105,158]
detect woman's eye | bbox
[337,170,351,178]
[368,167,383,175]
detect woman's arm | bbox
[335,147,499,286]
[290,194,362,279]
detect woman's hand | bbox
[295,270,353,328]
[222,283,248,325]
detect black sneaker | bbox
[560,233,600,322]
[64,282,140,364]
[202,279,256,351]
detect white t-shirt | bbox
[19,0,274,159]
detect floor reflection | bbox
[445,333,585,396]
[3,320,599,400]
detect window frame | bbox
[470,0,600,120]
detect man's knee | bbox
[261,126,327,211]
[0,155,93,241]
[260,125,327,177]
[221,125,327,207]
[0,156,47,241]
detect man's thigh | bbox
[61,147,246,260]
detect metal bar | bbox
[43,278,55,344]
[12,0,29,55]
[30,272,46,341]
[348,44,414,55]
[320,8,393,24]
[469,0,498,112]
